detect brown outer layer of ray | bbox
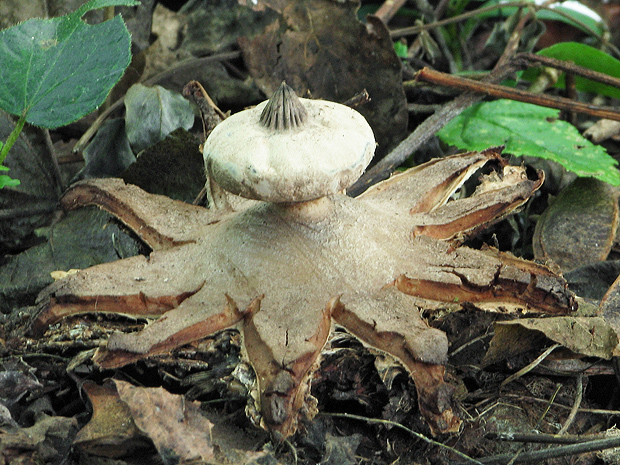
[330,297,460,435]
[363,147,503,215]
[412,174,544,241]
[242,296,333,439]
[61,178,220,250]
[31,242,210,338]
[31,289,199,337]
[391,256,575,315]
[94,294,245,368]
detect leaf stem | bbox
[0,113,26,165]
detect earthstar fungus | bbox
[32,83,575,440]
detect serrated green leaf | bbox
[438,99,620,186]
[0,0,139,129]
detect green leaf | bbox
[525,42,620,100]
[0,165,20,188]
[534,4,603,36]
[438,99,620,186]
[124,84,195,153]
[0,0,139,129]
[478,0,604,37]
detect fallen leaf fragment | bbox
[584,118,620,143]
[0,360,42,404]
[599,273,620,356]
[114,380,215,464]
[1,414,78,464]
[239,0,408,155]
[73,380,150,458]
[533,177,620,272]
[482,317,618,367]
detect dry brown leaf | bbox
[114,380,215,463]
[599,273,620,356]
[239,0,408,156]
[482,316,618,367]
[0,415,78,464]
[73,380,150,458]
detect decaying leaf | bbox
[73,381,149,458]
[0,111,60,250]
[75,380,215,462]
[238,0,408,156]
[482,316,618,367]
[0,414,78,464]
[76,118,135,180]
[124,84,195,153]
[114,380,215,463]
[533,177,620,272]
[0,358,42,405]
[121,128,206,203]
[600,272,620,356]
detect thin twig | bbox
[501,344,560,389]
[502,393,620,415]
[453,435,620,465]
[517,53,620,88]
[389,0,618,58]
[391,1,534,38]
[535,383,562,430]
[407,103,444,113]
[322,412,484,465]
[499,382,562,465]
[42,128,64,195]
[72,98,124,153]
[486,431,598,444]
[415,67,620,122]
[374,0,408,24]
[182,80,226,121]
[449,332,494,357]
[558,373,584,435]
[0,203,58,220]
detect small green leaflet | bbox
[0,0,139,129]
[0,164,20,188]
[393,41,408,59]
[438,99,620,186]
